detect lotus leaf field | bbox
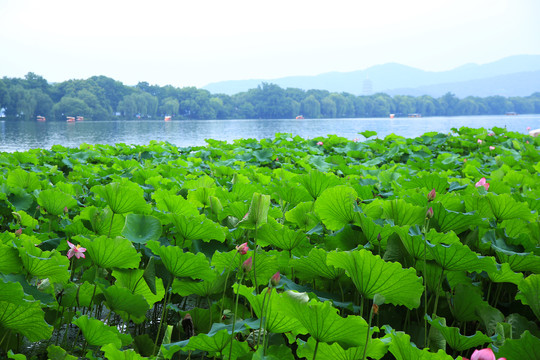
[1,127,539,360]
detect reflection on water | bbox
[1,115,539,152]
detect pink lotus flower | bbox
[475,178,490,191]
[67,240,86,259]
[317,141,324,146]
[270,271,280,287]
[427,189,436,202]
[527,126,531,131]
[15,228,22,236]
[470,348,506,360]
[489,146,495,150]
[425,207,434,219]
[242,257,252,273]
[488,133,494,136]
[477,139,483,144]
[235,242,249,255]
[463,158,467,162]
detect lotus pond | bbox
[0,127,539,360]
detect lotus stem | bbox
[154,281,173,354]
[219,252,238,321]
[262,289,273,355]
[361,300,375,360]
[312,339,320,360]
[252,228,259,293]
[257,289,270,350]
[107,212,115,238]
[432,269,445,317]
[228,272,245,360]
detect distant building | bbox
[362,77,373,95]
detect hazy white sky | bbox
[1,0,539,88]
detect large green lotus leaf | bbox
[290,248,344,281]
[91,181,151,214]
[0,300,53,342]
[297,336,389,360]
[112,269,165,306]
[427,242,496,272]
[496,330,540,360]
[465,193,536,222]
[230,182,260,202]
[284,201,319,231]
[430,202,484,234]
[171,271,224,297]
[449,283,487,323]
[0,279,25,302]
[235,284,303,334]
[382,199,425,227]
[354,213,395,250]
[78,206,125,237]
[47,344,78,360]
[37,189,77,216]
[238,192,270,230]
[394,226,435,261]
[75,235,141,269]
[121,213,162,244]
[475,304,504,337]
[516,274,540,321]
[257,220,307,252]
[494,251,540,274]
[327,249,424,309]
[488,263,524,285]
[187,187,216,208]
[7,168,41,192]
[169,213,226,242]
[73,315,126,349]
[8,189,34,211]
[211,250,279,288]
[100,343,146,360]
[146,240,214,281]
[427,315,491,351]
[164,327,250,359]
[278,291,368,346]
[271,182,312,206]
[0,243,23,274]
[13,210,38,229]
[295,170,341,200]
[400,174,449,194]
[103,284,150,322]
[314,185,358,231]
[16,238,70,284]
[152,189,199,217]
[385,327,456,360]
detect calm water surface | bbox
[1,115,539,152]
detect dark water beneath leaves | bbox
[1,115,539,152]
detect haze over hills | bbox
[203,54,540,97]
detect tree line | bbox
[1,72,539,121]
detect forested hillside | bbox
[1,73,539,121]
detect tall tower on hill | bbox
[362,76,373,95]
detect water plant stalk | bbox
[361,300,375,360]
[228,272,246,360]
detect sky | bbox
[1,0,539,89]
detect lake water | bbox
[1,115,539,152]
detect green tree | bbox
[320,96,337,118]
[52,96,92,120]
[301,95,321,118]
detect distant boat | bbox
[36,115,46,122]
[66,116,75,122]
[505,112,518,116]
[408,113,422,118]
[76,116,84,121]
[389,114,395,118]
[295,115,304,120]
[164,116,171,121]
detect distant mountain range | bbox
[203,54,540,97]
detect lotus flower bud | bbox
[477,139,483,144]
[317,141,323,146]
[242,257,252,273]
[372,303,379,315]
[470,347,505,360]
[427,189,436,202]
[15,228,22,236]
[235,242,249,255]
[426,207,434,219]
[269,271,280,287]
